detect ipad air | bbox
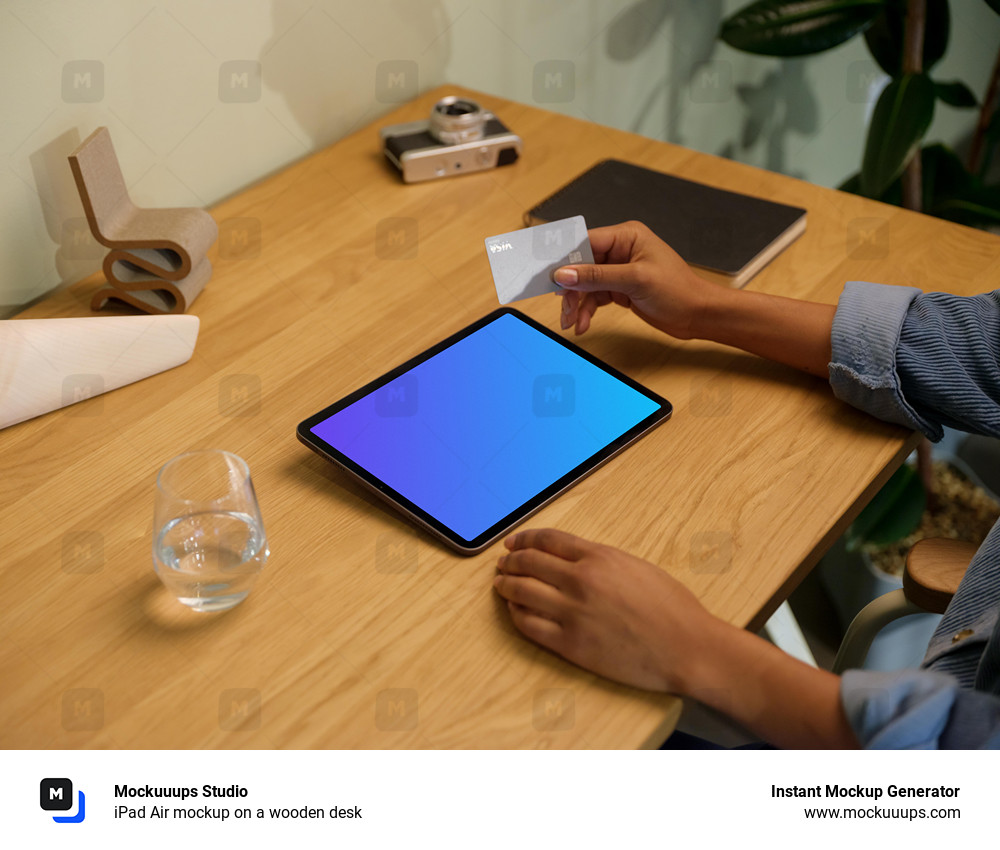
[296,308,671,554]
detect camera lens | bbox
[430,96,486,144]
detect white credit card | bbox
[484,215,593,304]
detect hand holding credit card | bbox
[484,215,594,304]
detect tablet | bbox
[296,308,672,554]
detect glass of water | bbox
[153,450,269,612]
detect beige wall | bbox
[1,0,997,315]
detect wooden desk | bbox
[2,86,998,749]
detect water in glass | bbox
[154,509,268,612]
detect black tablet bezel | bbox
[296,307,672,555]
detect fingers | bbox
[575,292,597,334]
[574,291,613,335]
[553,221,663,295]
[560,290,579,330]
[493,571,564,617]
[506,601,564,650]
[559,290,612,336]
[554,260,638,295]
[498,544,572,588]
[585,221,648,263]
[505,527,591,561]
[583,224,624,259]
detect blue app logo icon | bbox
[40,778,86,823]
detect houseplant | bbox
[719,0,1000,221]
[719,0,1000,666]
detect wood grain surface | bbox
[905,538,980,614]
[2,85,998,749]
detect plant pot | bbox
[939,429,1000,501]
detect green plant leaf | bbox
[919,143,960,208]
[844,145,1000,229]
[843,144,935,206]
[922,143,972,196]
[838,171,862,193]
[917,143,1000,226]
[979,108,1000,178]
[720,0,886,56]
[846,464,925,551]
[934,80,978,108]
[932,185,1000,226]
[847,465,912,548]
[839,168,903,205]
[864,0,950,75]
[860,72,935,197]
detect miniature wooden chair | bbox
[68,127,217,314]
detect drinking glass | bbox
[153,450,269,612]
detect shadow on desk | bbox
[287,451,419,538]
[587,327,817,391]
[127,573,251,636]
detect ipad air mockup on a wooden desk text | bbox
[297,308,672,554]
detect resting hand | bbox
[555,221,712,338]
[493,528,718,693]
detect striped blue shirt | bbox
[829,281,1000,749]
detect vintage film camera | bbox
[381,96,522,183]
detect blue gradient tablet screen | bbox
[309,312,661,542]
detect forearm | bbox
[673,286,857,744]
[692,286,836,379]
[675,618,859,749]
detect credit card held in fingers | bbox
[484,215,594,304]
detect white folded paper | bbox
[0,315,199,430]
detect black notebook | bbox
[524,159,806,288]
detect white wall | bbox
[1,0,997,315]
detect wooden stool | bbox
[68,127,217,314]
[832,537,978,672]
[903,537,979,614]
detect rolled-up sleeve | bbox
[829,281,1000,441]
[828,281,926,434]
[842,668,1000,749]
[830,281,1000,749]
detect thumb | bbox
[553,262,637,294]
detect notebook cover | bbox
[525,159,806,281]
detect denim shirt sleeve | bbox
[828,281,931,436]
[829,281,1000,749]
[829,281,1000,441]
[841,669,1000,749]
